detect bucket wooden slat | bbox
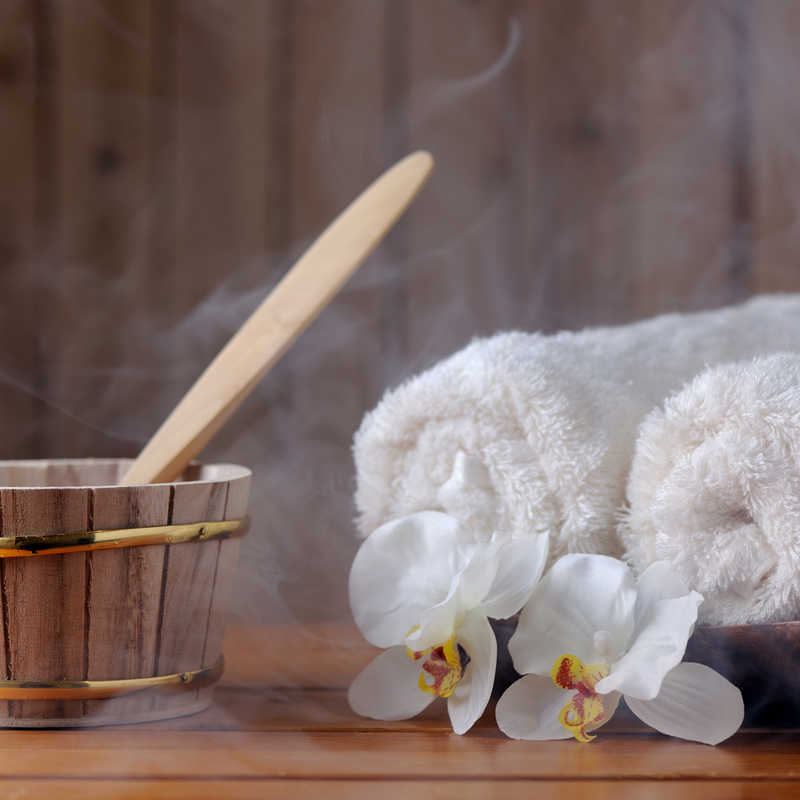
[0,486,89,721]
[202,540,241,670]
[83,483,171,720]
[194,468,250,713]
[223,472,251,521]
[149,477,229,718]
[0,460,250,727]
[201,471,250,670]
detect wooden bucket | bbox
[0,458,251,727]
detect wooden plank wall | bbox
[0,0,799,620]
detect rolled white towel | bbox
[621,352,800,626]
[354,294,800,567]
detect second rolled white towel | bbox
[621,352,800,625]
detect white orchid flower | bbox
[497,554,744,745]
[348,511,549,734]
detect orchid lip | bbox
[550,653,610,743]
[409,634,468,699]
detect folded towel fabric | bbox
[620,352,800,625]
[354,294,800,568]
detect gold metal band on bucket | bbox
[0,657,224,701]
[0,518,249,557]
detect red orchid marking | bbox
[407,634,466,698]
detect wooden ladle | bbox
[121,151,434,485]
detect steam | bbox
[2,4,800,656]
[415,19,522,112]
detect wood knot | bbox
[0,55,21,83]
[93,144,123,175]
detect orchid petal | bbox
[480,532,550,620]
[625,662,744,745]
[349,512,476,647]
[510,554,636,676]
[456,535,506,611]
[495,673,574,740]
[596,592,702,700]
[348,646,436,721]
[447,613,497,735]
[411,533,510,652]
[632,561,693,641]
[411,536,504,652]
[410,573,463,652]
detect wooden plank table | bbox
[0,622,797,799]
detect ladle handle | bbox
[121,151,434,485]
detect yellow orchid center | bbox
[551,654,610,743]
[405,629,470,699]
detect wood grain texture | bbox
[170,0,272,316]
[48,0,155,459]
[201,465,249,670]
[631,0,752,316]
[0,483,88,720]
[141,0,282,463]
[518,0,643,332]
[406,0,518,357]
[84,483,169,720]
[0,0,41,463]
[284,0,386,474]
[750,0,800,294]
[0,622,791,794]
[221,622,379,690]
[0,727,788,780]
[154,476,227,674]
[148,465,249,717]
[0,460,250,726]
[0,781,794,800]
